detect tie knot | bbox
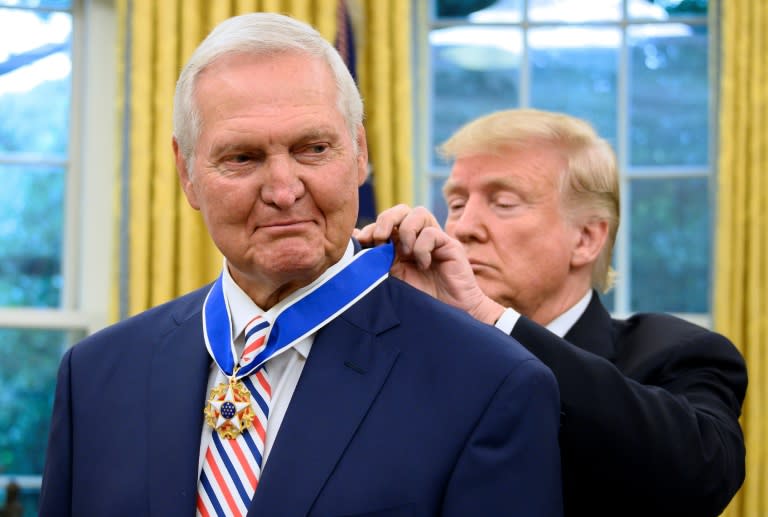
[245,315,270,344]
[241,316,270,367]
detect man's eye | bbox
[295,143,331,162]
[494,197,522,209]
[447,200,465,212]
[230,154,251,163]
[306,144,328,154]
[217,153,262,173]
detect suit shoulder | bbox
[371,279,559,411]
[618,312,732,347]
[615,312,744,365]
[381,277,549,369]
[73,284,209,354]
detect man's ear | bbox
[571,218,609,268]
[355,125,369,186]
[173,137,200,210]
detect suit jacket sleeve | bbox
[511,314,746,516]
[442,357,563,517]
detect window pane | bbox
[436,0,520,21]
[529,27,619,145]
[628,24,708,167]
[528,0,620,22]
[629,177,710,312]
[639,0,707,18]
[430,25,521,164]
[0,8,72,156]
[0,328,78,476]
[0,165,65,308]
[0,1,71,7]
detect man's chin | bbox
[240,234,347,283]
[259,247,324,272]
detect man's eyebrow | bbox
[443,175,519,196]
[207,126,343,154]
[206,141,247,157]
[293,126,339,141]
[442,179,463,197]
[483,176,521,191]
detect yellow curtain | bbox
[715,1,768,516]
[357,0,414,214]
[114,0,413,319]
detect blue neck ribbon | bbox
[203,242,395,379]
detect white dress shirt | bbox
[198,241,356,473]
[494,290,593,338]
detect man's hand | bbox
[354,204,504,325]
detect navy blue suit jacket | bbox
[40,277,563,516]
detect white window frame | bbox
[0,0,115,332]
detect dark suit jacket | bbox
[511,292,747,517]
[40,277,563,517]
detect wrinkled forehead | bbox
[195,50,332,95]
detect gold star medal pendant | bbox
[204,370,255,439]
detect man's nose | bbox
[261,155,305,207]
[447,200,486,242]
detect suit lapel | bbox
[147,295,212,516]
[248,281,400,516]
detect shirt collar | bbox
[221,240,356,358]
[545,290,592,338]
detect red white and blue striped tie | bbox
[197,316,272,517]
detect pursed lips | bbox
[468,259,495,273]
[256,219,314,232]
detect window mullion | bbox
[614,6,631,315]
